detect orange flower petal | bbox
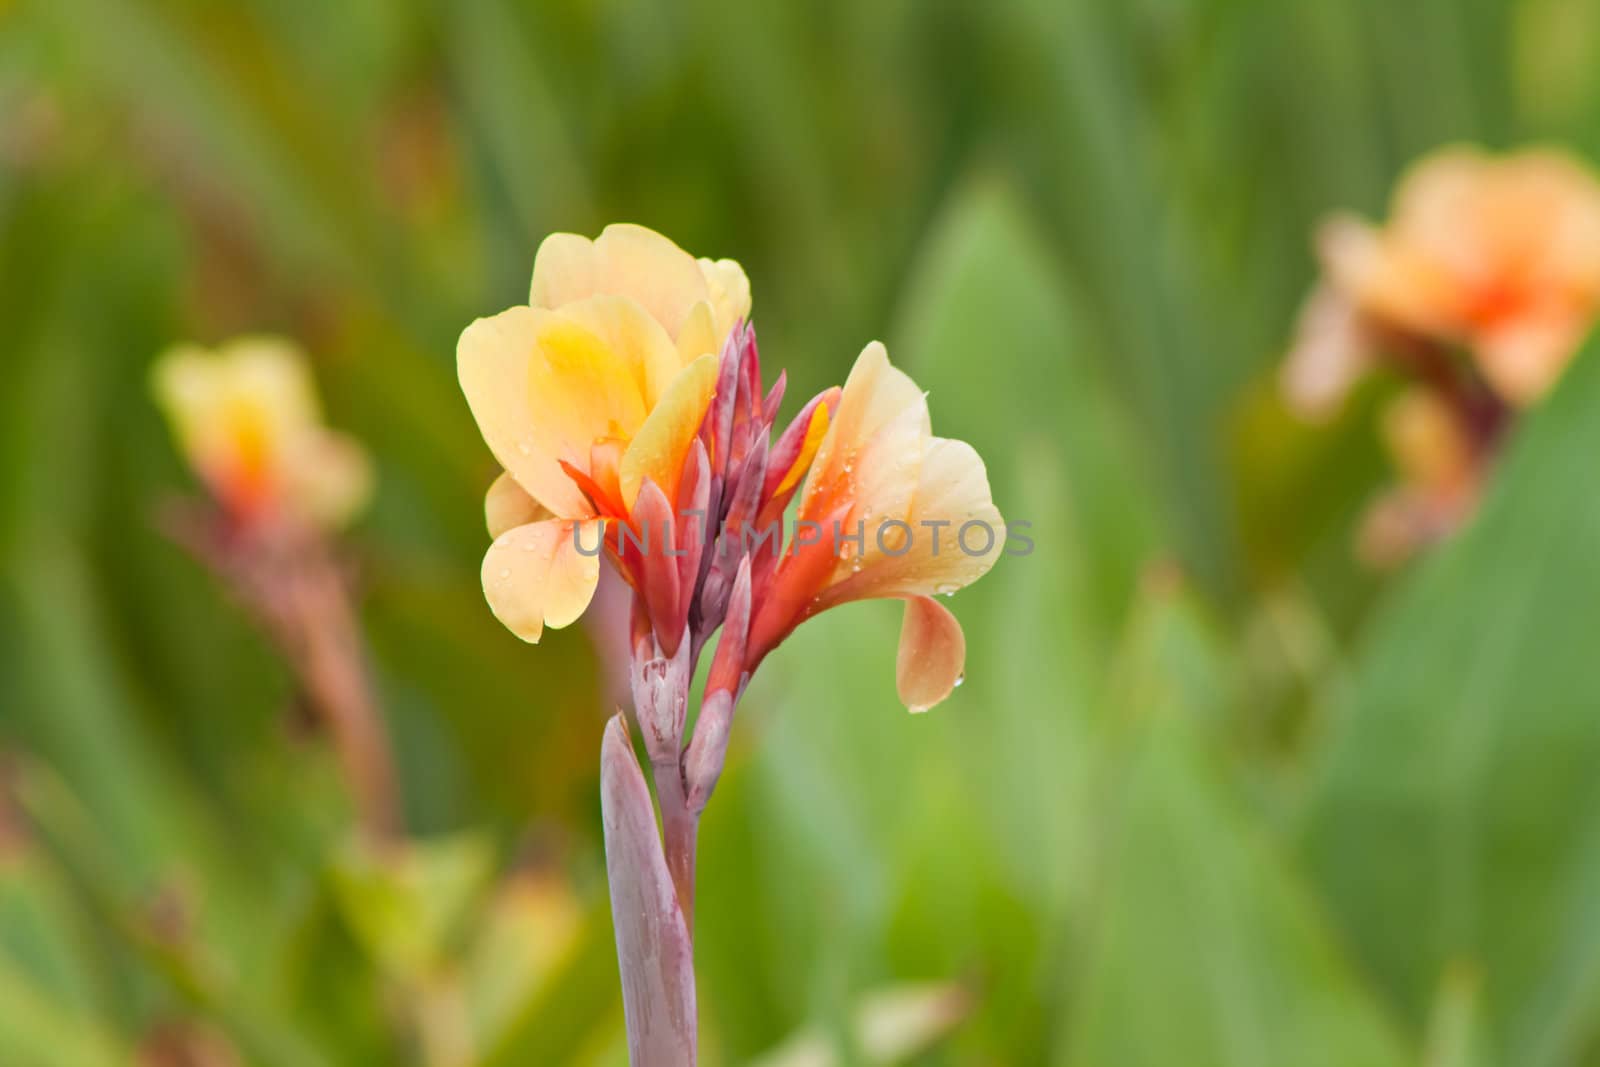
[1476,311,1587,406]
[801,340,929,522]
[896,596,966,713]
[817,437,1005,608]
[481,518,605,643]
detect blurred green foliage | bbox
[3,0,1600,1064]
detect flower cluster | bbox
[458,224,1004,802]
[1283,146,1600,563]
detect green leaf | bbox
[328,831,495,980]
[1065,583,1412,1067]
[1300,339,1600,1066]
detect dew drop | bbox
[516,441,532,456]
[498,568,512,580]
[953,672,965,688]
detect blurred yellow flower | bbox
[458,223,750,643]
[151,337,373,529]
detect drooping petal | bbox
[481,518,604,643]
[1476,310,1587,406]
[896,595,966,713]
[619,353,720,508]
[485,470,551,539]
[458,307,590,518]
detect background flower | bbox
[152,337,372,528]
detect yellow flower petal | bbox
[675,300,720,365]
[555,294,685,410]
[532,223,710,345]
[1381,388,1474,493]
[481,518,604,643]
[528,232,599,311]
[801,340,929,522]
[458,306,591,518]
[698,256,752,341]
[618,353,719,509]
[772,401,831,498]
[530,311,649,445]
[485,470,552,539]
[591,224,711,342]
[285,430,373,528]
[896,595,967,713]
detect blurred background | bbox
[5,0,1600,1064]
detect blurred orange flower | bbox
[151,337,372,529]
[1286,146,1600,416]
[1284,146,1600,564]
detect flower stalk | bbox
[150,338,396,839]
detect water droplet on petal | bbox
[499,568,512,580]
[953,672,965,688]
[516,441,532,456]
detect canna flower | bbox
[1283,146,1600,565]
[458,224,1005,721]
[152,337,373,529]
[1285,146,1600,415]
[152,337,394,836]
[458,223,753,648]
[741,341,1006,711]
